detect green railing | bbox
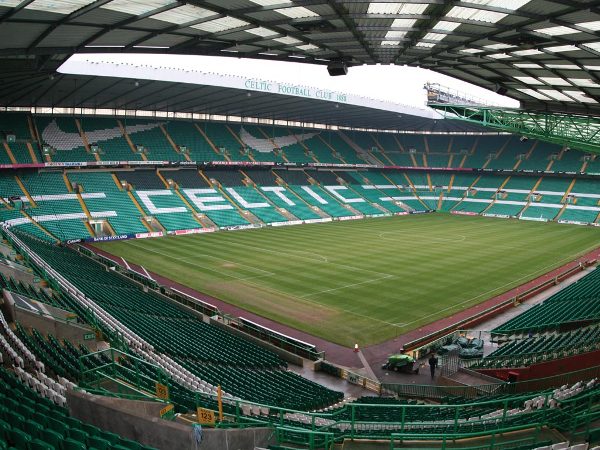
[382,365,600,400]
[79,348,170,402]
[275,426,335,450]
[465,341,600,370]
[390,423,545,450]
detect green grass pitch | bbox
[94,214,600,347]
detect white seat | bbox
[569,444,588,450]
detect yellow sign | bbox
[159,404,174,419]
[197,407,215,425]
[155,383,169,400]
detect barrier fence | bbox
[382,365,600,401]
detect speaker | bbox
[494,84,508,96]
[327,61,348,76]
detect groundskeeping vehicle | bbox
[382,354,419,374]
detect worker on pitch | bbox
[428,353,439,379]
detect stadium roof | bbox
[5,58,493,131]
[2,0,600,115]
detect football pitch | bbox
[94,214,600,347]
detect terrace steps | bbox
[126,191,154,232]
[289,128,319,163]
[160,124,191,162]
[512,159,522,170]
[15,176,36,207]
[225,125,255,162]
[118,119,147,161]
[26,142,38,163]
[369,136,389,165]
[257,127,290,163]
[20,210,58,242]
[447,174,455,192]
[392,134,404,151]
[155,170,171,189]
[26,115,38,142]
[194,124,227,159]
[562,178,578,203]
[315,134,341,163]
[74,118,99,162]
[62,172,73,192]
[3,142,17,164]
[409,153,418,167]
[555,204,568,221]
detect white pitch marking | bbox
[124,241,275,282]
[299,274,394,299]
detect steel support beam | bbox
[429,103,600,155]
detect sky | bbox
[64,53,520,111]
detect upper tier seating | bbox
[202,122,250,161]
[235,125,286,163]
[164,121,224,161]
[79,117,142,161]
[122,119,185,161]
[35,117,96,163]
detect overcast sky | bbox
[66,53,520,110]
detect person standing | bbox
[428,353,439,379]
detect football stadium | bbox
[1,1,600,449]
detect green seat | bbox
[111,445,131,450]
[0,419,10,440]
[16,404,35,419]
[40,429,63,449]
[30,440,56,450]
[87,435,112,450]
[82,423,102,437]
[31,413,48,428]
[118,440,142,450]
[23,419,43,438]
[64,417,83,430]
[0,405,9,420]
[63,438,87,450]
[101,432,120,445]
[68,428,88,444]
[4,412,24,430]
[0,438,6,450]
[45,417,68,437]
[9,428,32,448]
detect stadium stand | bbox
[163,121,224,162]
[0,331,157,450]
[79,117,143,162]
[475,324,600,369]
[492,268,600,336]
[8,229,344,411]
[36,117,96,163]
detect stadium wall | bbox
[476,349,600,382]
[67,390,274,450]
